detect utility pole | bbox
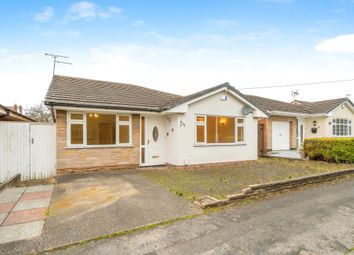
[45,53,72,75]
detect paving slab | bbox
[0,192,22,203]
[25,185,54,193]
[20,190,52,201]
[1,187,26,195]
[0,213,6,225]
[2,208,46,226]
[0,220,44,244]
[0,202,16,213]
[13,199,51,212]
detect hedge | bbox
[303,138,354,164]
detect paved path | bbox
[51,177,354,255]
[0,185,53,244]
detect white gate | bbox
[0,122,56,182]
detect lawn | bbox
[139,158,353,200]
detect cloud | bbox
[67,1,123,20]
[315,34,354,53]
[132,20,145,27]
[34,6,54,22]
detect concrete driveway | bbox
[50,176,354,255]
[39,170,200,250]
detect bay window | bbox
[332,118,352,137]
[67,112,132,147]
[195,115,245,144]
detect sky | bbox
[1,0,354,108]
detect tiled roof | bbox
[244,95,309,114]
[45,75,182,112]
[245,95,352,115]
[45,75,352,116]
[293,98,349,114]
[0,104,35,122]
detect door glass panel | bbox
[153,126,159,142]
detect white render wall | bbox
[303,103,354,139]
[164,91,259,165]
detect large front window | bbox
[332,118,352,136]
[68,112,132,147]
[195,115,245,144]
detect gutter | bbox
[269,111,328,117]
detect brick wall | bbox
[56,110,140,172]
[259,116,298,151]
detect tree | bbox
[24,102,52,122]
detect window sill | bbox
[66,144,134,149]
[194,143,246,147]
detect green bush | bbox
[303,138,354,163]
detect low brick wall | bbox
[195,168,354,208]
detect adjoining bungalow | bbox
[44,75,268,171]
[245,95,354,154]
[0,104,34,122]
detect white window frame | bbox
[236,118,245,143]
[332,118,352,137]
[67,111,133,148]
[117,114,133,145]
[67,112,86,147]
[194,114,246,146]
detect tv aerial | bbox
[45,53,72,75]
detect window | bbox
[237,119,245,142]
[195,115,245,144]
[69,113,84,145]
[196,115,206,143]
[67,112,132,147]
[87,113,116,145]
[332,118,352,137]
[118,115,131,144]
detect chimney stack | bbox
[13,104,18,112]
[19,105,23,114]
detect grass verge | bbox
[140,158,352,200]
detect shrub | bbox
[303,138,354,164]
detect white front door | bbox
[143,117,165,166]
[272,121,290,150]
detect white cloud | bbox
[132,20,145,27]
[99,6,123,19]
[34,6,54,22]
[315,34,354,53]
[67,1,122,20]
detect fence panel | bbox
[0,122,56,182]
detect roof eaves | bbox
[45,100,162,112]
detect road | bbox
[50,177,354,255]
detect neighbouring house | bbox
[0,104,34,122]
[44,75,268,171]
[245,95,354,153]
